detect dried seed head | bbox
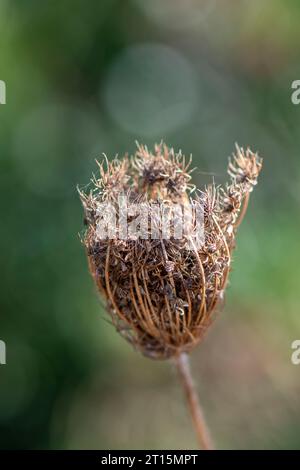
[79,143,262,359]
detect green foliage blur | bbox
[1,0,300,449]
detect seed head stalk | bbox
[174,352,213,450]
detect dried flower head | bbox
[79,143,262,359]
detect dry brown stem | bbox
[174,352,213,450]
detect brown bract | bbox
[79,143,262,359]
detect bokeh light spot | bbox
[102,43,198,137]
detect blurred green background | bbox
[1,0,300,449]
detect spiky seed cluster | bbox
[79,143,262,359]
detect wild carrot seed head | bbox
[79,143,262,359]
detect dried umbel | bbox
[79,143,262,360]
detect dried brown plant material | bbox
[79,142,262,449]
[79,142,262,360]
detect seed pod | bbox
[79,143,262,359]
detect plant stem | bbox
[174,352,214,450]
